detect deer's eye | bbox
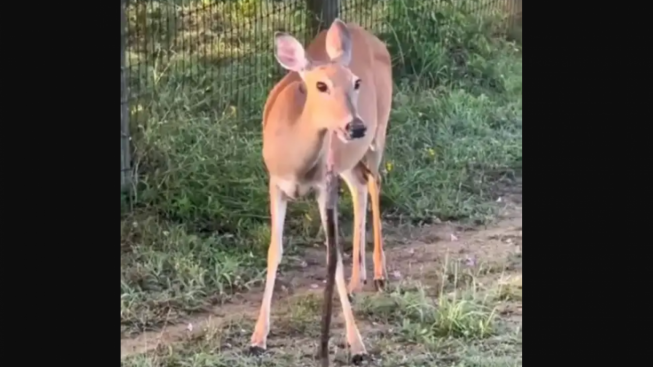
[354,79,362,90]
[316,82,328,92]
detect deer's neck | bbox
[264,105,330,184]
[292,108,330,179]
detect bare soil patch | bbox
[121,191,522,363]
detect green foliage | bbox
[382,0,516,94]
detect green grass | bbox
[122,251,522,366]
[121,215,268,335]
[121,1,522,362]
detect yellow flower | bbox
[385,161,394,172]
[131,104,143,114]
[427,148,436,157]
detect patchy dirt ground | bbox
[121,190,522,366]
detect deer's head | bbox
[273,19,366,143]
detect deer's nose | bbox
[345,117,366,140]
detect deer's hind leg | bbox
[338,165,370,294]
[364,151,388,291]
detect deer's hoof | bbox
[374,278,386,292]
[248,345,266,356]
[351,353,368,365]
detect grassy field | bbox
[121,0,522,365]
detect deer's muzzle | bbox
[345,117,366,140]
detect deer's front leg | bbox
[250,182,288,353]
[335,240,367,361]
[316,183,367,362]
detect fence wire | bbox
[120,0,521,188]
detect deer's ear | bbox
[274,32,308,72]
[325,18,352,65]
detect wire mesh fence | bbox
[120,0,521,190]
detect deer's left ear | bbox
[325,18,352,65]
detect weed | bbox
[356,277,497,348]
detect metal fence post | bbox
[307,0,341,37]
[121,0,132,192]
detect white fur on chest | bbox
[273,139,375,200]
[275,178,316,200]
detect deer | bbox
[249,19,392,363]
